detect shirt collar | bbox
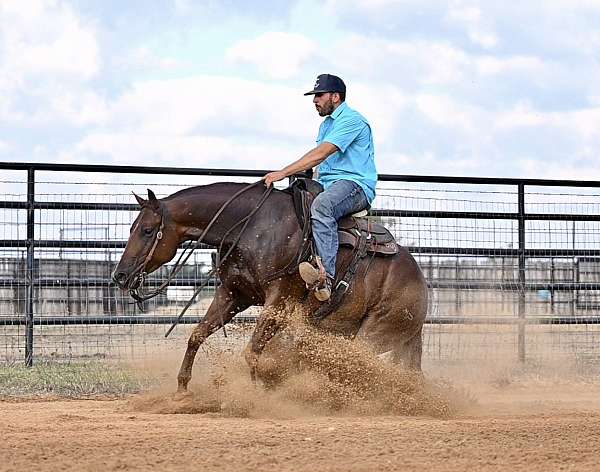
[329,101,347,120]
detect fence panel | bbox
[1,163,600,369]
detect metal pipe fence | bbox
[2,162,600,367]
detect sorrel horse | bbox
[112,181,428,392]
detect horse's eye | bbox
[143,227,154,236]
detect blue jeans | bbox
[311,179,369,279]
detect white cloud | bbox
[445,4,498,48]
[61,132,300,171]
[77,66,599,179]
[56,75,325,169]
[326,0,428,10]
[226,32,317,79]
[343,82,409,144]
[329,33,556,92]
[327,31,597,123]
[327,0,600,58]
[475,56,544,76]
[329,34,470,87]
[108,75,316,140]
[415,94,476,132]
[1,0,100,82]
[496,102,600,140]
[172,0,192,14]
[120,46,189,72]
[0,0,104,126]
[495,102,547,129]
[49,89,109,126]
[516,158,600,181]
[0,140,12,154]
[3,0,600,184]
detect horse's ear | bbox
[147,189,160,211]
[133,192,146,207]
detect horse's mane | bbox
[163,182,255,201]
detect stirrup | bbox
[314,278,332,302]
[313,256,327,281]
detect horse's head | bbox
[112,189,180,291]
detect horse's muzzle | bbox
[111,270,140,290]
[111,270,127,289]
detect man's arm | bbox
[263,142,339,187]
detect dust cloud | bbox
[131,306,471,418]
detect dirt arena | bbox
[2,319,600,471]
[2,384,600,472]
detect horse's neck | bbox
[166,184,265,247]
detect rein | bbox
[164,183,274,337]
[126,180,274,336]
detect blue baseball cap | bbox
[304,74,346,96]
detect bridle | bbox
[125,180,275,336]
[126,214,165,297]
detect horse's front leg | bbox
[177,287,249,392]
[245,304,288,382]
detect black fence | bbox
[2,162,600,365]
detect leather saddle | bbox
[283,178,399,256]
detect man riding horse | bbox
[264,74,377,302]
[112,74,426,392]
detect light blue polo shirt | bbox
[315,101,377,204]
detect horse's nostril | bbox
[112,271,126,285]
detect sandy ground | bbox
[3,317,600,471]
[1,382,600,472]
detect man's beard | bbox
[317,97,335,116]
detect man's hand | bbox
[263,143,335,188]
[263,171,287,187]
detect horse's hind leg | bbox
[357,306,425,372]
[177,287,250,392]
[391,327,423,371]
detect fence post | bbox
[25,168,35,366]
[572,222,577,316]
[517,183,526,362]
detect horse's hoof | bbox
[173,382,192,401]
[173,390,193,402]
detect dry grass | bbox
[0,361,155,398]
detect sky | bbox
[2,0,600,180]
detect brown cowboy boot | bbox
[299,257,325,286]
[298,257,332,302]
